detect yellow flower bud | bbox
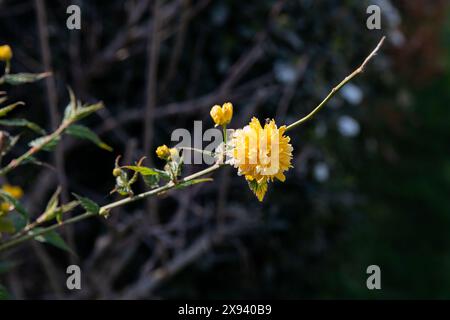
[1,184,23,214]
[222,102,233,125]
[112,168,122,177]
[210,102,233,126]
[210,105,224,126]
[0,45,13,62]
[2,184,23,199]
[156,144,171,160]
[0,202,10,212]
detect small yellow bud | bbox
[222,102,233,125]
[0,45,13,62]
[210,105,224,126]
[156,144,171,160]
[112,168,122,177]
[1,202,11,212]
[2,184,23,199]
[1,184,23,213]
[210,102,233,126]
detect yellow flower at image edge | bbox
[1,184,23,212]
[210,102,233,126]
[0,45,13,61]
[227,117,293,201]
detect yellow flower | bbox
[0,45,13,61]
[1,184,23,213]
[210,102,233,126]
[156,144,171,160]
[227,117,293,201]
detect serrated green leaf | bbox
[0,118,46,135]
[66,124,112,151]
[0,284,10,300]
[28,135,60,151]
[175,178,213,189]
[72,193,100,214]
[3,72,50,85]
[0,217,15,233]
[0,101,24,117]
[31,228,74,254]
[0,190,29,220]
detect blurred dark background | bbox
[1,0,450,299]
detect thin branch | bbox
[285,36,386,132]
[0,119,71,176]
[0,163,222,252]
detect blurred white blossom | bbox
[337,115,360,137]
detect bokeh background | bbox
[1,0,450,299]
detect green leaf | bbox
[72,102,104,121]
[0,284,10,300]
[31,228,74,254]
[247,179,268,202]
[0,118,46,134]
[122,165,160,176]
[175,178,213,189]
[63,87,78,121]
[72,193,100,214]
[0,101,24,117]
[40,187,60,222]
[8,212,26,232]
[0,132,19,157]
[142,174,160,188]
[0,190,29,220]
[28,135,60,151]
[3,72,50,85]
[66,124,112,151]
[0,217,15,234]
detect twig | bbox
[0,163,222,252]
[285,36,386,131]
[0,119,71,176]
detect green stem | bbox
[0,119,72,176]
[286,36,385,132]
[0,163,222,252]
[222,125,227,145]
[5,60,11,75]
